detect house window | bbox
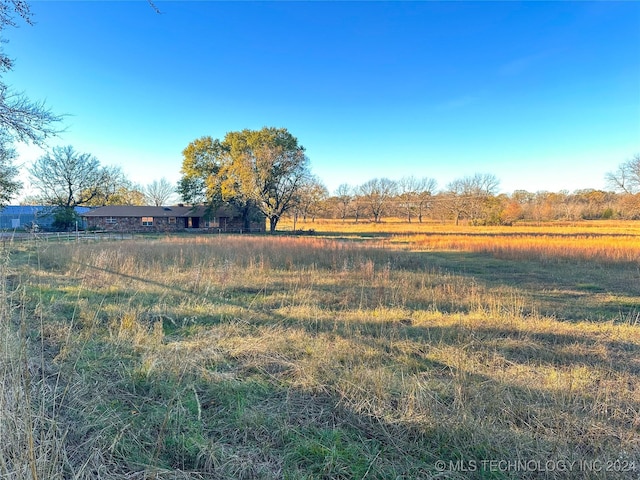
[106,217,117,224]
[168,217,176,225]
[141,216,154,226]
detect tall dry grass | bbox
[282,217,640,264]
[393,232,640,263]
[281,217,640,235]
[5,232,640,478]
[0,241,210,479]
[0,244,71,480]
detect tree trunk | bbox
[242,205,251,231]
[269,216,278,233]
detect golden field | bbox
[282,218,640,263]
[1,220,639,479]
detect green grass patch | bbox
[3,232,639,479]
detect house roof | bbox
[81,205,237,218]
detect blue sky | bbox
[6,1,640,196]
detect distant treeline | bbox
[291,181,639,225]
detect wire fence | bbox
[0,227,267,246]
[0,230,134,244]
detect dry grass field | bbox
[1,220,639,479]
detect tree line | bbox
[294,180,640,225]
[284,161,640,226]
[175,134,640,229]
[11,136,640,231]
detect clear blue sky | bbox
[6,1,640,196]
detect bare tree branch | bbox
[606,154,640,194]
[144,177,177,206]
[28,145,107,208]
[0,86,63,144]
[0,0,63,144]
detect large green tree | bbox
[179,127,310,233]
[178,136,226,204]
[222,128,309,232]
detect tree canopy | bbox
[28,145,110,208]
[0,131,20,207]
[178,136,226,205]
[180,127,310,232]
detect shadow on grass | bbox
[23,257,640,478]
[262,312,640,377]
[67,253,640,362]
[79,337,635,479]
[70,242,640,323]
[415,251,640,321]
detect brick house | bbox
[81,205,266,233]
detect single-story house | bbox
[0,206,90,231]
[81,205,266,233]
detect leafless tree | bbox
[295,176,328,222]
[397,176,437,223]
[144,177,177,206]
[28,145,111,230]
[334,183,353,222]
[29,145,111,208]
[397,176,419,222]
[606,154,640,194]
[444,173,500,225]
[0,0,159,144]
[357,178,398,223]
[416,177,437,222]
